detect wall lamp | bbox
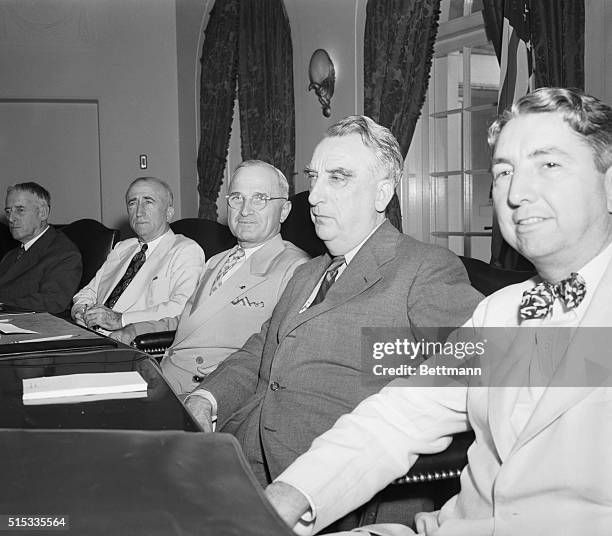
[308,49,335,118]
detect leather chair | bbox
[0,222,18,260]
[170,218,236,260]
[59,219,120,290]
[281,191,326,257]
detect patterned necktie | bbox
[14,245,25,263]
[519,272,586,321]
[310,256,346,307]
[104,243,148,309]
[209,246,245,295]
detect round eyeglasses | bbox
[225,193,287,211]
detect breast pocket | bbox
[147,276,171,305]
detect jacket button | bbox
[195,356,204,364]
[270,381,280,391]
[192,375,204,383]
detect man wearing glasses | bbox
[115,160,309,394]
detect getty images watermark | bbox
[360,326,612,388]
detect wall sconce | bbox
[308,49,335,118]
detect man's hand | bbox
[265,482,311,530]
[84,305,123,331]
[109,325,138,345]
[184,396,214,433]
[71,304,88,326]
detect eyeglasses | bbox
[225,192,287,211]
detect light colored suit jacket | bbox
[131,234,309,394]
[201,222,483,484]
[73,229,204,325]
[278,256,612,535]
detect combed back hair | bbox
[488,87,612,173]
[326,115,404,187]
[8,182,51,208]
[231,160,290,198]
[127,176,174,205]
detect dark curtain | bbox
[364,0,441,232]
[482,0,584,270]
[237,0,296,194]
[196,0,240,220]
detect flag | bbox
[491,0,535,271]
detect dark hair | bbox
[326,115,404,186]
[8,182,51,207]
[488,87,612,173]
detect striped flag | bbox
[497,0,533,114]
[491,0,535,270]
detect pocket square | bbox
[231,296,264,308]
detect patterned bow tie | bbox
[519,272,586,321]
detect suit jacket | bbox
[131,234,309,394]
[73,229,204,325]
[278,256,612,535]
[0,226,82,314]
[201,221,483,483]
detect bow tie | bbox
[519,272,586,321]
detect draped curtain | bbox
[238,0,295,194]
[197,0,295,220]
[483,0,584,269]
[196,0,240,220]
[364,0,441,232]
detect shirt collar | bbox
[342,220,386,265]
[22,225,50,251]
[141,229,169,255]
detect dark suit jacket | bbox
[201,222,484,484]
[0,226,82,314]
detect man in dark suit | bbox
[0,182,82,314]
[186,116,483,489]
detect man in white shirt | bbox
[266,88,612,535]
[71,177,204,336]
[184,116,482,494]
[112,161,310,394]
[0,182,82,313]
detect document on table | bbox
[22,371,148,404]
[0,322,38,335]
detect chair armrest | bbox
[132,331,176,355]
[394,430,474,484]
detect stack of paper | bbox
[23,371,147,405]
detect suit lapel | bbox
[0,227,54,284]
[510,256,612,454]
[278,222,396,339]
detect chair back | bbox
[170,218,236,259]
[281,191,326,257]
[60,219,119,289]
[459,255,536,296]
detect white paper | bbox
[23,390,148,406]
[0,323,38,334]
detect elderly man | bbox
[186,116,482,490]
[267,88,612,535]
[113,161,309,393]
[71,177,204,335]
[0,182,81,314]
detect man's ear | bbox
[279,200,292,223]
[166,205,175,222]
[374,179,395,213]
[39,203,50,221]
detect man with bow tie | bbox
[71,177,204,336]
[184,114,481,510]
[0,182,82,314]
[112,160,310,394]
[265,87,612,535]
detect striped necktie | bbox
[209,246,245,295]
[310,255,346,307]
[104,243,148,309]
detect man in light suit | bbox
[113,161,309,393]
[267,88,612,535]
[71,177,204,336]
[0,182,82,314]
[186,116,482,491]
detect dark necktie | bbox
[310,256,346,307]
[14,245,25,263]
[209,246,245,295]
[519,272,586,321]
[104,243,148,309]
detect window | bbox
[402,0,499,262]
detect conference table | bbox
[0,312,292,536]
